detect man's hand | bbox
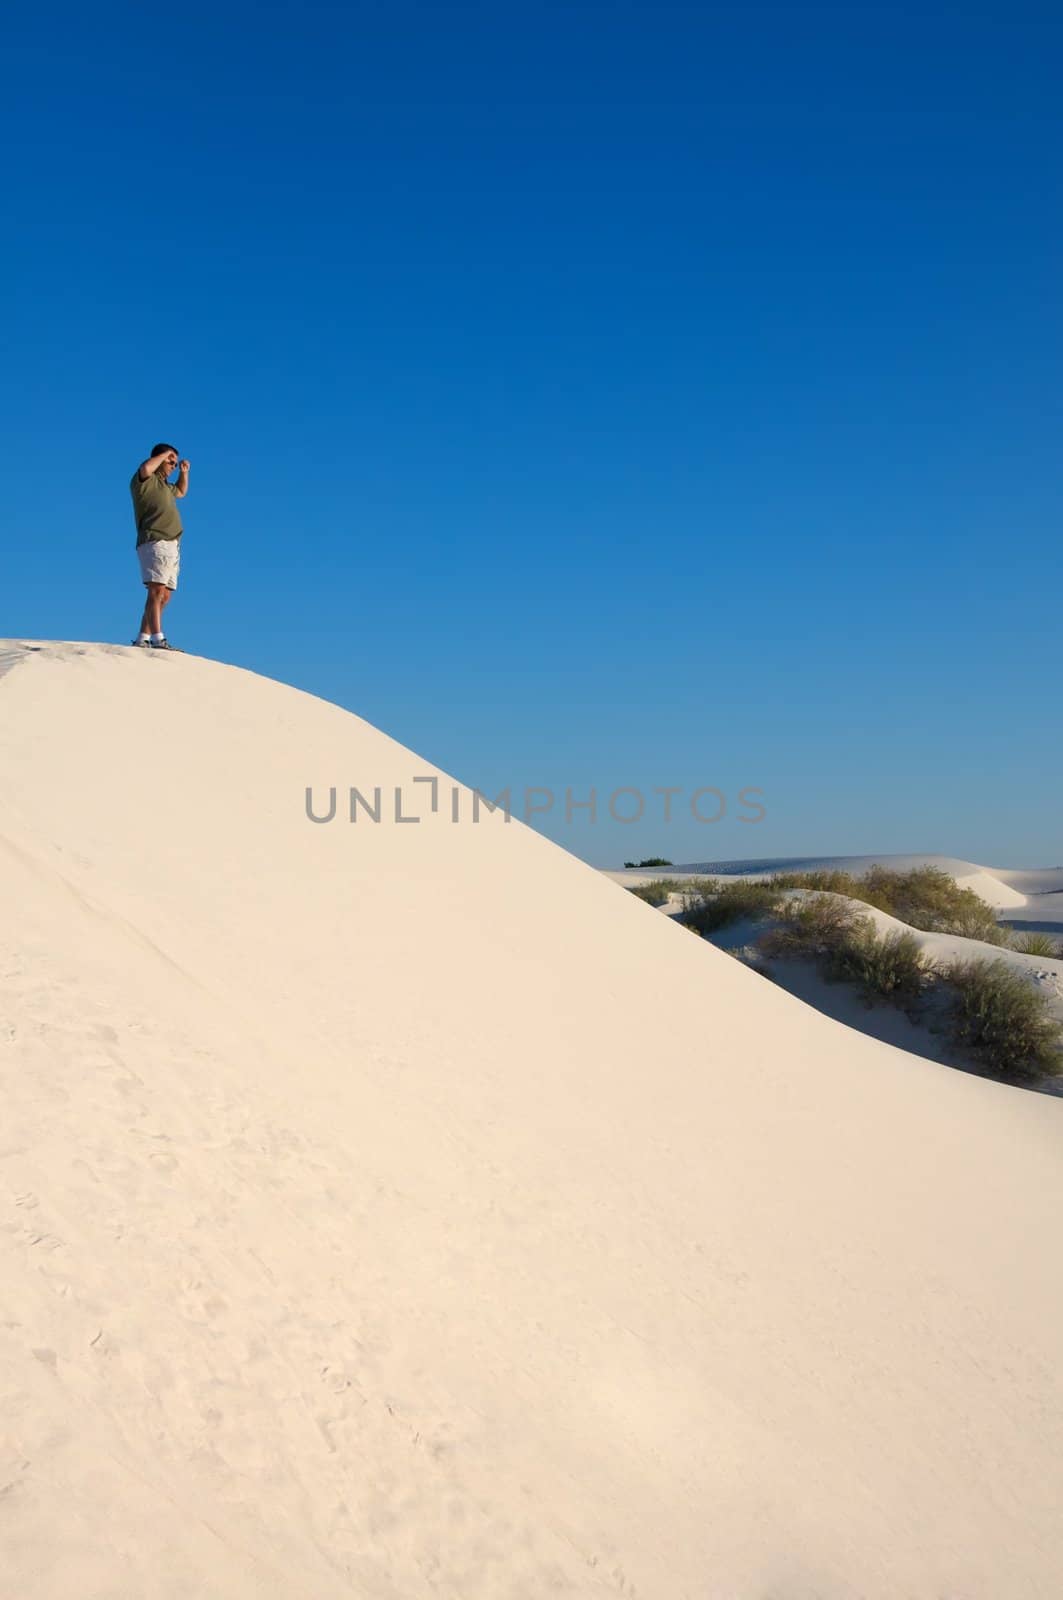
[179,459,190,473]
[139,448,179,481]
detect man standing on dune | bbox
[130,443,190,650]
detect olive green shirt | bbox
[131,470,183,545]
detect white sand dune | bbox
[2,640,1063,1599]
[986,868,1063,932]
[990,866,1063,896]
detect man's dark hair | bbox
[151,442,179,457]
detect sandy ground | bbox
[2,641,1063,1599]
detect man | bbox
[130,443,190,649]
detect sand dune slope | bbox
[1,641,1062,1599]
[989,867,1063,932]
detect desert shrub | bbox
[942,960,1063,1079]
[943,911,1010,945]
[766,865,1006,943]
[759,894,865,959]
[626,880,681,907]
[827,927,934,1006]
[679,878,781,934]
[1010,932,1063,958]
[860,865,1005,941]
[760,898,931,1007]
[767,869,862,898]
[623,857,674,868]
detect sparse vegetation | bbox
[761,901,932,1007]
[759,894,863,959]
[827,928,934,1006]
[764,868,862,897]
[764,865,1008,943]
[626,879,681,907]
[657,865,1010,949]
[864,866,1002,940]
[1009,932,1063,959]
[631,866,1063,1082]
[941,960,1063,1080]
[679,878,782,934]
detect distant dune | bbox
[2,641,1062,1599]
[610,852,1060,906]
[610,855,1063,944]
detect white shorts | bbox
[137,539,181,591]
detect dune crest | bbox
[1,641,1062,1599]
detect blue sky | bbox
[3,3,1060,867]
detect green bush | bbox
[942,959,1063,1079]
[759,894,865,959]
[827,928,934,1006]
[767,869,862,897]
[765,865,1005,942]
[626,879,681,907]
[623,857,674,868]
[679,878,781,934]
[1010,932,1063,958]
[943,912,1010,946]
[761,900,931,1005]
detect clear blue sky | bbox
[3,3,1060,867]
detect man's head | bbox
[151,442,179,476]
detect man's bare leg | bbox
[138,584,168,639]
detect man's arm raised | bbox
[174,459,190,498]
[137,448,178,482]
